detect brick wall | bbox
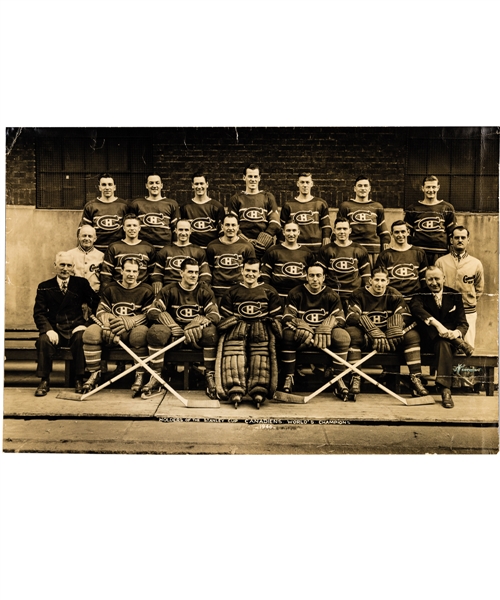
[5,128,36,206]
[152,127,408,208]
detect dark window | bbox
[36,134,153,209]
[405,128,498,212]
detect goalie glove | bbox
[359,314,390,353]
[184,315,211,344]
[255,231,274,252]
[385,313,405,351]
[313,314,338,349]
[157,311,184,338]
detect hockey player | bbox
[82,258,155,396]
[66,225,104,292]
[345,266,428,400]
[260,221,313,303]
[100,214,156,289]
[80,173,130,252]
[404,175,456,265]
[180,170,226,249]
[375,220,428,301]
[316,217,371,312]
[144,258,220,400]
[337,176,391,266]
[151,220,211,295]
[130,174,180,249]
[436,225,484,347]
[228,163,281,259]
[206,214,256,301]
[279,172,332,251]
[280,262,352,400]
[217,258,283,408]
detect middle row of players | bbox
[85,212,428,307]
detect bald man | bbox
[33,252,100,397]
[66,225,104,292]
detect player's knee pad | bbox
[82,324,102,345]
[345,326,364,348]
[403,329,420,348]
[331,328,351,352]
[129,325,148,348]
[199,324,218,347]
[147,324,171,347]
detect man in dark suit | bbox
[33,251,100,397]
[410,265,471,408]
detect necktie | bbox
[61,281,68,295]
[434,294,441,308]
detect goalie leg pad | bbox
[220,337,247,396]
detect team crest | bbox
[166,256,187,270]
[368,311,389,327]
[112,302,136,316]
[391,264,418,280]
[331,257,356,273]
[283,262,305,277]
[294,210,315,224]
[215,254,240,269]
[351,210,376,224]
[242,207,266,222]
[177,305,201,321]
[417,217,443,231]
[238,302,264,318]
[303,308,328,325]
[95,215,121,231]
[191,217,213,232]
[143,213,166,226]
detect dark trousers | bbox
[36,331,85,379]
[432,337,455,389]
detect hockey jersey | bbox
[97,281,155,318]
[346,286,412,329]
[279,197,332,249]
[129,197,180,248]
[80,198,130,251]
[317,242,371,297]
[260,244,313,297]
[228,191,280,240]
[149,281,220,326]
[151,244,211,286]
[337,199,391,253]
[284,284,346,330]
[219,282,282,322]
[206,238,256,297]
[100,240,156,286]
[404,200,456,254]
[375,246,428,298]
[180,199,226,248]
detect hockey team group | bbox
[32,165,484,409]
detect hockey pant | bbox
[346,326,422,375]
[146,323,218,375]
[281,327,350,376]
[83,323,148,373]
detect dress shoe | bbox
[35,379,50,397]
[441,388,454,409]
[74,379,84,394]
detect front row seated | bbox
[33,254,472,410]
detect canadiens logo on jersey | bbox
[166,256,187,270]
[350,210,376,224]
[367,311,389,327]
[330,257,357,273]
[95,215,121,231]
[293,210,315,224]
[118,254,147,269]
[89,263,101,276]
[463,275,475,284]
[238,301,264,318]
[416,216,443,231]
[283,262,306,277]
[191,217,213,232]
[303,308,328,325]
[112,302,136,316]
[176,305,201,321]
[215,254,241,269]
[242,207,266,222]
[143,213,167,227]
[390,264,418,280]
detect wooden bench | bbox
[4,330,498,395]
